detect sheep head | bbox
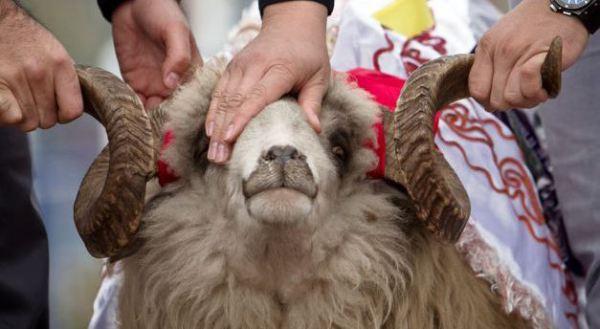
[156,64,381,232]
[73,37,562,258]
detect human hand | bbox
[0,0,83,131]
[469,0,589,110]
[206,1,330,164]
[112,0,201,109]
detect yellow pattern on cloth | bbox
[372,0,434,37]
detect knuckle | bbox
[269,62,294,77]
[469,84,487,102]
[25,61,46,81]
[477,35,494,54]
[40,117,57,129]
[489,98,507,111]
[226,93,244,107]
[20,118,39,132]
[61,107,83,122]
[248,83,267,101]
[503,91,521,107]
[215,101,231,116]
[166,21,188,34]
[52,53,72,68]
[225,61,244,77]
[520,65,538,82]
[497,43,514,57]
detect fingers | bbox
[145,96,164,110]
[9,69,38,132]
[470,35,554,111]
[0,83,22,125]
[162,23,193,89]
[518,53,549,104]
[0,58,81,132]
[469,40,494,109]
[26,61,57,129]
[54,61,84,123]
[206,63,296,164]
[502,53,549,109]
[297,76,328,133]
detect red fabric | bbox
[157,130,179,186]
[346,68,405,178]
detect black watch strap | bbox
[97,0,182,22]
[97,0,127,21]
[580,0,600,34]
[259,0,334,16]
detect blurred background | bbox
[19,0,251,328]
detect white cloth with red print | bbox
[328,1,579,328]
[89,1,579,328]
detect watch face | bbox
[556,0,590,10]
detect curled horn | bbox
[74,66,165,258]
[385,37,562,242]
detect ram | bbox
[72,38,562,328]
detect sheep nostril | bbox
[263,145,303,163]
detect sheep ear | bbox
[383,37,562,243]
[158,62,224,178]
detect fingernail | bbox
[221,145,231,163]
[309,112,321,132]
[207,121,215,137]
[165,72,181,89]
[216,143,225,162]
[224,124,235,141]
[208,141,218,160]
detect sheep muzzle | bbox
[243,145,317,200]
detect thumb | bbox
[298,82,326,133]
[0,85,23,125]
[162,24,194,89]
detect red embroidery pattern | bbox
[372,31,394,72]
[436,102,579,324]
[401,30,447,75]
[371,25,448,76]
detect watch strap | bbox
[580,0,600,33]
[259,0,334,16]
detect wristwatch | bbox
[549,0,600,34]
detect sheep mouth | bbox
[243,162,317,200]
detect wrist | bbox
[547,0,598,34]
[262,1,327,36]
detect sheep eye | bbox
[328,129,352,171]
[331,145,346,159]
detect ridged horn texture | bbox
[386,36,562,242]
[74,65,157,258]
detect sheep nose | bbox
[264,145,304,163]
